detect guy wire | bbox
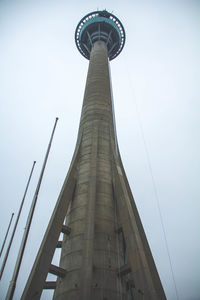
[123,55,179,300]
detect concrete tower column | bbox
[53,40,125,300]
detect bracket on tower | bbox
[118,264,132,277]
[49,264,67,278]
[43,281,57,290]
[61,225,71,235]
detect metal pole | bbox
[0,213,14,257]
[5,117,59,300]
[0,161,36,280]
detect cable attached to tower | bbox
[123,56,180,300]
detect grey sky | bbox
[0,0,200,299]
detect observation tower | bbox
[21,11,166,300]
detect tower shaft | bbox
[54,41,123,300]
[52,40,166,300]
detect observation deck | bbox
[75,10,125,60]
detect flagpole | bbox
[0,161,36,280]
[0,213,14,257]
[5,117,58,300]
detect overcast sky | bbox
[0,0,200,299]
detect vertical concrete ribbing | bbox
[53,40,166,300]
[53,41,125,300]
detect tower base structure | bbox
[21,11,166,300]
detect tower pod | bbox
[75,10,125,60]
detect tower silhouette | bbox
[21,11,166,300]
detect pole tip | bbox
[56,117,59,121]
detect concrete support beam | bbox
[61,225,71,235]
[43,281,56,289]
[49,264,66,278]
[56,241,62,248]
[118,264,131,277]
